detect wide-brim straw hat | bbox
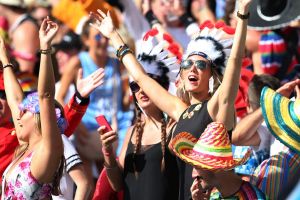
[170,122,251,171]
[260,87,300,154]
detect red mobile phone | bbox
[95,115,113,133]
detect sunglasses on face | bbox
[180,59,209,70]
[129,82,140,93]
[95,34,102,41]
[0,91,6,100]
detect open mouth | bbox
[188,75,199,82]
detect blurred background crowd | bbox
[0,0,299,199]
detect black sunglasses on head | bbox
[0,91,6,100]
[180,59,210,70]
[129,81,140,93]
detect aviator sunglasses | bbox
[180,59,210,70]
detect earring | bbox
[209,76,214,94]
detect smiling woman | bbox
[90,1,252,199]
[1,17,64,199]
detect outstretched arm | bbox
[31,17,63,183]
[232,79,300,145]
[90,10,187,121]
[208,0,252,130]
[0,36,24,134]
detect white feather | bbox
[219,39,233,48]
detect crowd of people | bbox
[0,0,299,199]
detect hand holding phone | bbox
[95,115,113,133]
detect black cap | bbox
[53,31,82,51]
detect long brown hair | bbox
[132,104,167,173]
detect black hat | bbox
[53,31,82,51]
[248,0,300,31]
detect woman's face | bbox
[131,82,154,109]
[17,110,35,141]
[180,55,212,93]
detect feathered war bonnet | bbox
[136,28,182,89]
[184,20,236,75]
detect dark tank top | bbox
[172,101,213,200]
[124,128,179,200]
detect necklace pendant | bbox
[188,111,194,119]
[183,112,188,119]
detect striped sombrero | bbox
[169,122,251,171]
[260,87,300,154]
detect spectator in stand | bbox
[96,28,180,200]
[170,122,266,199]
[0,0,39,73]
[247,0,300,79]
[90,0,252,198]
[56,18,133,196]
[1,17,63,198]
[232,74,281,180]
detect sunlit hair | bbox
[14,99,66,195]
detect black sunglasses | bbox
[129,81,140,93]
[180,59,209,70]
[0,91,6,100]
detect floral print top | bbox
[1,152,52,200]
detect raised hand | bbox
[89,10,115,38]
[276,79,300,97]
[238,0,252,12]
[39,16,59,49]
[76,68,105,98]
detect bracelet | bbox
[102,146,113,157]
[119,48,133,62]
[2,63,14,69]
[145,10,161,27]
[237,11,250,20]
[116,44,129,58]
[116,44,133,62]
[39,47,54,54]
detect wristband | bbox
[2,63,14,69]
[145,10,161,27]
[75,89,89,105]
[237,11,250,20]
[39,47,54,54]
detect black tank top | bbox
[172,101,213,200]
[124,128,179,200]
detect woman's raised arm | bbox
[0,36,24,133]
[208,0,252,130]
[31,17,63,183]
[90,10,187,121]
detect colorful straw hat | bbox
[260,87,300,154]
[169,122,251,171]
